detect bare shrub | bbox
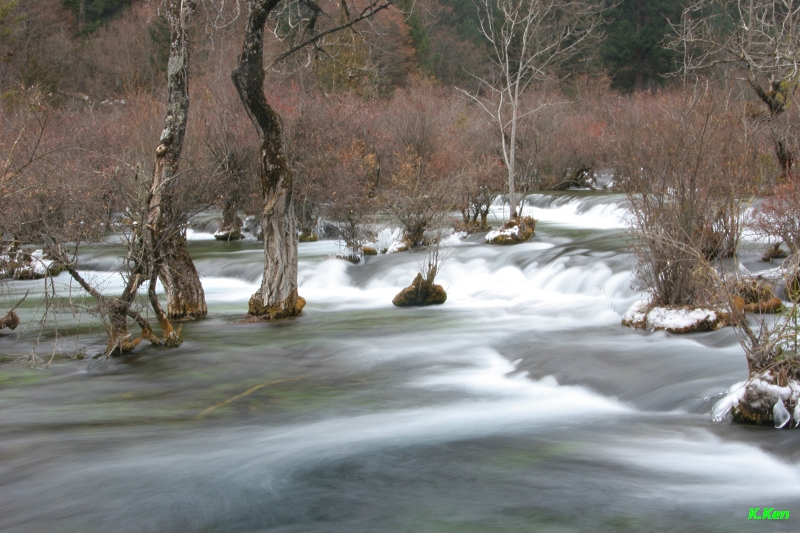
[616,88,755,307]
[382,80,461,245]
[752,180,800,254]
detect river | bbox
[0,192,797,532]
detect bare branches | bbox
[463,0,603,218]
[265,0,393,70]
[675,0,800,177]
[676,0,800,82]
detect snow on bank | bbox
[622,300,727,333]
[485,225,520,242]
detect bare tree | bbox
[464,0,602,219]
[675,0,800,178]
[231,0,392,320]
[150,0,208,320]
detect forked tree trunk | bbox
[232,0,305,320]
[151,0,207,320]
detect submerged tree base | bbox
[248,291,306,320]
[393,273,447,307]
[714,373,800,428]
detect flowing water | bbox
[1,192,798,533]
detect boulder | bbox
[362,246,378,256]
[485,216,536,245]
[214,228,243,241]
[392,273,447,307]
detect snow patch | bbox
[621,299,649,327]
[368,227,405,254]
[711,381,747,422]
[646,307,719,331]
[621,301,727,333]
[485,225,520,243]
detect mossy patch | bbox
[393,274,447,307]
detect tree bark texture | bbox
[160,241,207,318]
[233,0,305,320]
[150,0,207,320]
[749,74,797,179]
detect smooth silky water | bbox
[1,192,798,533]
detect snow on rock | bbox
[485,217,535,245]
[621,300,728,333]
[621,300,649,328]
[486,225,520,241]
[213,228,243,241]
[646,306,725,333]
[1,249,57,280]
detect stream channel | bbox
[1,192,798,532]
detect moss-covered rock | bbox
[745,296,783,314]
[731,278,783,314]
[362,246,378,255]
[485,216,536,245]
[392,273,447,307]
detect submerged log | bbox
[248,290,306,320]
[393,273,447,307]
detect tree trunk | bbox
[160,240,207,318]
[233,0,305,320]
[78,0,86,32]
[151,0,207,320]
[749,74,797,179]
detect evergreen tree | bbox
[600,0,682,92]
[62,0,131,33]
